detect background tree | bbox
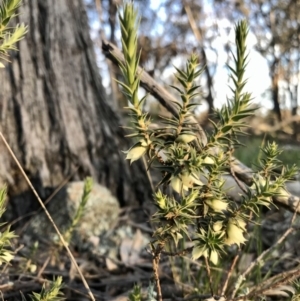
[0,0,151,218]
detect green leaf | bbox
[174,65,188,79]
[170,85,184,94]
[187,84,201,95]
[221,125,233,134]
[176,76,188,89]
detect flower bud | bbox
[205,199,228,212]
[155,193,166,209]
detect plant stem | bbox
[221,251,241,296]
[205,256,214,296]
[152,243,164,301]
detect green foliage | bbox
[118,2,294,261]
[128,284,142,301]
[63,177,93,243]
[208,22,254,147]
[0,186,16,265]
[153,189,198,244]
[117,3,151,164]
[29,277,65,301]
[117,2,298,300]
[0,0,27,67]
[128,283,157,301]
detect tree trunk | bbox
[201,47,214,116]
[0,0,151,217]
[270,58,282,122]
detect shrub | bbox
[116,2,299,300]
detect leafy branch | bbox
[115,3,297,300]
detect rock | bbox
[26,181,120,247]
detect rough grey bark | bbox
[0,0,151,216]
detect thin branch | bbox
[151,243,165,301]
[162,246,193,257]
[221,251,241,296]
[143,156,155,192]
[102,40,180,115]
[205,257,214,296]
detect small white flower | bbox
[203,156,214,165]
[209,250,219,265]
[157,149,168,162]
[171,172,203,193]
[140,139,149,147]
[213,221,223,232]
[0,251,14,265]
[205,199,228,212]
[225,218,247,246]
[171,174,188,194]
[192,246,208,260]
[126,145,147,164]
[176,134,196,144]
[182,172,203,187]
[181,172,194,189]
[171,176,182,193]
[277,187,289,198]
